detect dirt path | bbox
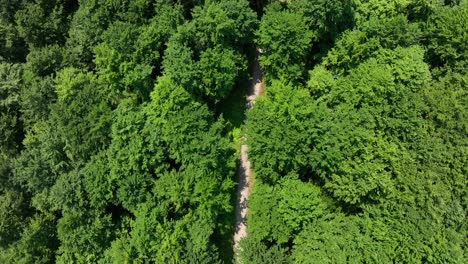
[233,49,264,252]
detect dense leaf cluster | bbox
[0,0,255,262]
[243,0,467,263]
[0,0,466,263]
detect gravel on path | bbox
[233,48,264,252]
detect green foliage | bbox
[354,0,413,23]
[163,39,245,103]
[48,169,87,213]
[120,206,223,263]
[1,0,467,262]
[52,68,112,163]
[245,3,466,259]
[56,210,112,263]
[288,0,354,49]
[323,15,422,73]
[135,3,184,67]
[65,0,167,67]
[425,3,468,70]
[0,0,22,24]
[107,98,156,211]
[278,176,326,233]
[163,0,256,103]
[191,0,258,48]
[256,6,313,82]
[291,215,367,263]
[93,3,184,100]
[13,120,69,194]
[246,81,316,183]
[0,63,22,154]
[0,17,26,62]
[94,23,150,99]
[64,0,113,67]
[198,46,244,103]
[239,235,289,264]
[424,71,467,141]
[19,73,55,128]
[241,175,328,263]
[247,181,291,244]
[146,76,235,182]
[0,214,58,264]
[300,47,430,206]
[82,151,113,209]
[25,44,64,77]
[0,190,28,248]
[14,0,71,48]
[162,35,199,94]
[323,45,431,107]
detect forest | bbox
[0,0,466,263]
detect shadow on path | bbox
[233,48,264,253]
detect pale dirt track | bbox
[233,49,264,253]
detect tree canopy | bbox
[0,0,466,263]
[242,1,467,263]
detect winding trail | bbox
[233,49,264,253]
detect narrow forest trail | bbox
[233,49,264,254]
